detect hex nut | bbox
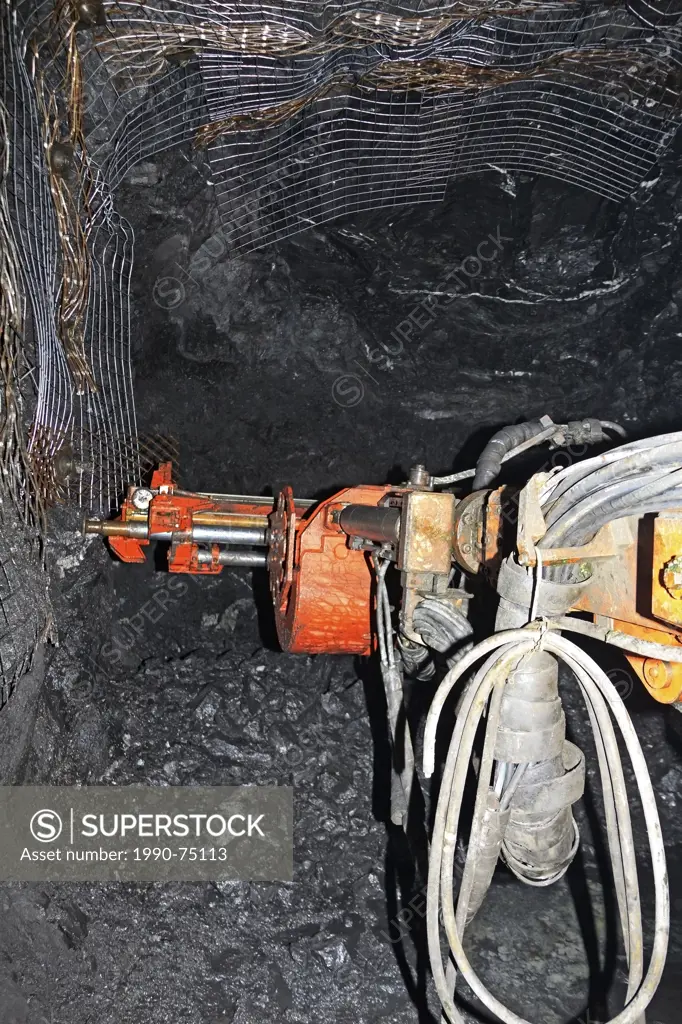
[662,555,682,599]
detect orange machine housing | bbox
[570,513,682,704]
[273,485,393,655]
[101,466,393,656]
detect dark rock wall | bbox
[124,134,682,498]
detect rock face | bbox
[0,504,51,713]
[126,133,682,497]
[2,130,682,1022]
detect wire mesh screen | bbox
[1,0,682,526]
[94,1,682,253]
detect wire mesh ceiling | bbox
[1,0,682,520]
[93,0,682,248]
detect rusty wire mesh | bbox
[2,0,138,517]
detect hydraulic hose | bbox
[542,442,682,535]
[568,496,682,545]
[540,432,682,510]
[433,417,624,490]
[374,554,415,828]
[534,434,682,587]
[431,424,557,487]
[412,597,473,668]
[541,468,682,549]
[472,420,552,490]
[471,418,612,491]
[398,635,436,680]
[423,628,669,1024]
[542,489,682,550]
[600,420,628,439]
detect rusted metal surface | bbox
[539,519,633,567]
[652,514,682,628]
[568,514,682,704]
[452,488,505,577]
[570,522,641,623]
[661,556,682,600]
[611,618,682,704]
[516,475,549,566]
[397,490,455,575]
[268,486,297,614]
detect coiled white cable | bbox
[423,628,669,1024]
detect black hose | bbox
[472,420,548,490]
[412,598,473,668]
[398,635,435,680]
[474,418,613,490]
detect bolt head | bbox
[663,556,682,599]
[76,0,105,27]
[131,488,154,511]
[408,464,431,488]
[643,658,673,690]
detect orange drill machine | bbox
[85,416,675,1024]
